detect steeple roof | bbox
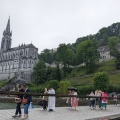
[6,17,10,33]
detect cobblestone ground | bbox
[0,105,120,120]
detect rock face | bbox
[0,83,15,91]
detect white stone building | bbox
[97,44,120,62]
[0,18,38,81]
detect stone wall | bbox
[0,72,15,81]
[0,97,114,107]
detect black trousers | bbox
[43,100,47,110]
[15,102,22,115]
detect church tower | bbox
[1,17,12,52]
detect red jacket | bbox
[101,92,108,103]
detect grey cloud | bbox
[0,0,120,53]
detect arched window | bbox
[26,51,27,56]
[3,55,4,60]
[20,50,23,56]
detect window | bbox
[26,51,27,56]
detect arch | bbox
[20,50,23,56]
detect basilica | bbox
[0,18,38,81]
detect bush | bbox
[48,80,59,91]
[57,80,71,94]
[93,71,109,92]
[29,86,44,93]
[77,85,94,95]
[108,85,120,93]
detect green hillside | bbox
[66,59,120,87]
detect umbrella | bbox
[68,87,78,92]
[11,78,28,84]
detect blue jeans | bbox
[89,100,94,107]
[114,101,117,105]
[68,99,71,107]
[24,103,30,114]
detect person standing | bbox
[66,90,72,108]
[42,88,48,110]
[89,91,95,109]
[101,92,108,110]
[113,94,117,105]
[71,89,78,110]
[12,84,24,117]
[95,90,102,109]
[21,84,32,119]
[48,87,55,111]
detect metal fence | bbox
[0,91,120,120]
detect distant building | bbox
[97,44,120,62]
[0,18,38,81]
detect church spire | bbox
[6,16,10,33]
[1,17,12,52]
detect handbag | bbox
[38,101,44,106]
[15,97,21,103]
[22,98,28,104]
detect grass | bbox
[66,59,120,87]
[0,81,8,88]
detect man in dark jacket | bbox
[21,84,32,119]
[12,84,24,117]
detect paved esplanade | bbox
[0,105,120,120]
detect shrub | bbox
[49,80,59,91]
[29,86,43,93]
[57,80,71,94]
[93,71,109,92]
[77,85,94,95]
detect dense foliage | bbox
[57,80,71,94]
[33,60,47,85]
[76,40,100,73]
[49,80,59,91]
[93,71,110,92]
[74,22,120,48]
[108,36,120,69]
[57,44,75,77]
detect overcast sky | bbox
[0,0,120,53]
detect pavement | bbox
[0,105,120,120]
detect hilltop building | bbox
[0,18,38,81]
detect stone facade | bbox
[0,18,38,81]
[97,44,120,62]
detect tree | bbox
[66,48,75,65]
[56,64,62,82]
[57,44,75,77]
[108,36,120,69]
[76,40,100,73]
[46,67,56,81]
[33,60,47,85]
[93,71,109,92]
[38,49,57,64]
